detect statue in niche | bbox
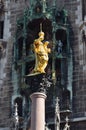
[0,43,3,50]
[0,42,3,59]
[57,40,63,55]
[33,24,51,74]
[82,30,86,43]
[0,0,4,11]
[34,0,42,14]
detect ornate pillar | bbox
[26,73,52,130]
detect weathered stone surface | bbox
[0,0,26,127]
[0,128,9,130]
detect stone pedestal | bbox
[30,92,47,130]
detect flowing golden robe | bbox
[33,31,51,73]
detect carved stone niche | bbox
[82,30,86,43]
[0,0,4,12]
[0,41,6,59]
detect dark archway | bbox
[14,97,23,117]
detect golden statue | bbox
[33,25,51,74]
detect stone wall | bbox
[57,0,86,129]
[0,0,28,128]
[68,0,86,129]
[72,0,86,119]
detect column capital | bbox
[30,92,47,100]
[25,73,52,95]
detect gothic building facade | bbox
[0,0,86,130]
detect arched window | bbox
[82,0,86,21]
[82,29,86,64]
[0,21,4,39]
[14,97,23,117]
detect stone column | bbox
[25,73,52,130]
[30,92,47,130]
